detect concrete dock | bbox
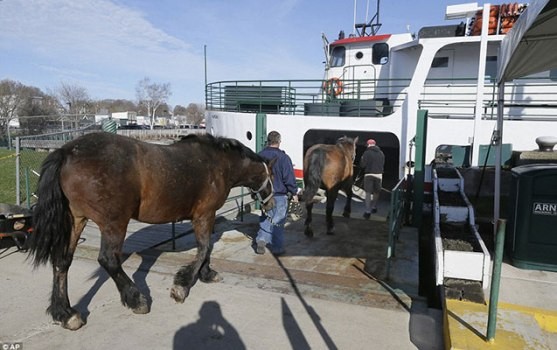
[0,191,443,349]
[1,188,556,349]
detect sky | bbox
[0,0,476,108]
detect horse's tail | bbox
[28,148,73,267]
[302,148,326,203]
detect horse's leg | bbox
[342,180,354,218]
[97,221,149,314]
[171,214,217,303]
[199,244,222,283]
[326,189,340,235]
[304,200,314,237]
[49,216,87,330]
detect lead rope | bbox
[257,162,284,227]
[251,162,274,207]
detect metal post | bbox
[204,45,207,88]
[171,222,176,251]
[25,167,30,209]
[487,219,507,342]
[412,109,428,228]
[15,137,21,205]
[255,113,267,210]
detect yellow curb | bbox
[444,298,556,349]
[495,301,557,334]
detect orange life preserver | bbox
[323,78,343,97]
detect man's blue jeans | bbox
[256,195,288,253]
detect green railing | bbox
[420,76,557,121]
[206,77,557,121]
[387,176,410,277]
[205,79,409,117]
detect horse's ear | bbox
[354,136,359,144]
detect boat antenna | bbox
[355,0,382,36]
[353,0,357,36]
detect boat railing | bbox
[420,77,557,121]
[205,79,409,117]
[206,77,557,121]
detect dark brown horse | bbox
[302,136,358,237]
[28,132,274,330]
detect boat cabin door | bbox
[342,47,377,99]
[422,50,456,116]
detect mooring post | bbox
[171,222,176,251]
[486,219,507,342]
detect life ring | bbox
[323,78,343,97]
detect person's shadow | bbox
[173,300,245,350]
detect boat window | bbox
[355,51,364,60]
[330,46,346,67]
[431,57,449,68]
[484,56,498,82]
[372,43,389,65]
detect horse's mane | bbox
[336,136,355,145]
[178,134,264,162]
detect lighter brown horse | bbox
[302,136,358,237]
[28,132,274,330]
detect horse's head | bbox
[249,159,275,211]
[337,136,359,161]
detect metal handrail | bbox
[386,177,408,277]
[206,77,557,121]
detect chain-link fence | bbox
[6,126,205,208]
[0,150,18,204]
[14,127,94,208]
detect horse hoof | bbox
[304,228,314,238]
[342,211,350,218]
[327,231,335,235]
[63,313,85,331]
[132,295,150,314]
[201,270,222,283]
[133,304,150,314]
[170,285,189,303]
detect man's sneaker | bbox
[256,240,266,255]
[363,212,371,219]
[371,208,378,214]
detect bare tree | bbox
[55,82,91,114]
[185,103,205,126]
[0,79,26,148]
[52,82,92,130]
[173,104,187,116]
[17,87,59,135]
[135,77,172,129]
[96,99,138,114]
[173,105,188,126]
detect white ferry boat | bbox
[205,1,557,188]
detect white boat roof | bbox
[498,0,557,82]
